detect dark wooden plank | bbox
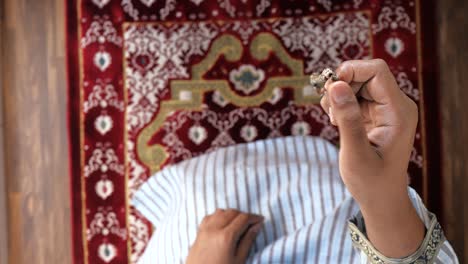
[2,0,71,263]
[438,0,468,263]
[0,1,8,263]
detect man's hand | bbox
[320,59,425,258]
[186,209,264,264]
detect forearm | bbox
[359,192,425,258]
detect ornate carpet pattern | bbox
[66,0,439,263]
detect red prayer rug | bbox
[66,0,440,263]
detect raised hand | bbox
[320,59,425,258]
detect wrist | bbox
[358,191,425,258]
[359,192,415,227]
[350,179,408,211]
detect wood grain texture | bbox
[2,0,71,263]
[438,0,468,263]
[0,1,9,263]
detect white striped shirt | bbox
[132,136,458,263]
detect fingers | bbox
[226,213,264,242]
[235,222,263,263]
[201,209,242,229]
[327,81,374,158]
[320,79,334,124]
[336,59,401,105]
[214,209,242,228]
[221,209,243,227]
[320,73,363,125]
[320,59,404,126]
[320,94,331,120]
[201,209,263,234]
[194,209,264,264]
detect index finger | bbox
[336,59,402,105]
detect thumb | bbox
[328,81,372,157]
[235,222,262,263]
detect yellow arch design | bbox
[137,32,319,173]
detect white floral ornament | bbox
[396,72,419,100]
[95,114,113,135]
[240,125,258,142]
[94,51,112,72]
[229,64,265,95]
[140,0,156,7]
[83,81,124,113]
[269,87,283,104]
[98,243,117,263]
[189,125,208,145]
[81,16,123,47]
[95,178,114,200]
[372,6,416,34]
[385,37,404,58]
[190,0,204,5]
[212,91,229,107]
[317,0,332,11]
[87,208,127,240]
[92,0,111,8]
[84,143,124,177]
[292,121,311,136]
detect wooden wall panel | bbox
[0,0,9,263]
[438,0,468,263]
[1,0,71,263]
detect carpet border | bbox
[65,0,84,263]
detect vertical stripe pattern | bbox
[131,136,458,264]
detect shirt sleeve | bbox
[347,187,459,264]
